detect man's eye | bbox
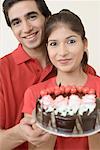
[28,15,37,20]
[12,20,21,27]
[68,39,76,44]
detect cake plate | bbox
[33,98,100,137]
[35,121,100,137]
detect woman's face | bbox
[47,23,87,73]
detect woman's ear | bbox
[84,48,88,54]
[84,38,88,50]
[46,43,48,48]
[84,39,88,55]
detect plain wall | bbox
[0,0,100,75]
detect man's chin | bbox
[23,44,41,51]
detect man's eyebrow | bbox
[10,18,19,25]
[10,11,38,25]
[26,11,38,17]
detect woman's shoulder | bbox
[26,77,56,97]
[85,64,96,75]
[26,77,56,99]
[88,74,100,89]
[87,74,100,97]
[88,74,100,85]
[88,74,100,81]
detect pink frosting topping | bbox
[68,94,81,106]
[82,94,96,103]
[53,95,68,107]
[40,95,53,109]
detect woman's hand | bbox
[88,133,100,150]
[20,115,56,148]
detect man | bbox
[0,0,57,150]
[0,0,96,150]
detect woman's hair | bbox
[3,0,51,27]
[45,9,88,70]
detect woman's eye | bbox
[49,42,57,46]
[68,39,76,44]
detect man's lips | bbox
[23,31,38,39]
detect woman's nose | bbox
[59,43,68,56]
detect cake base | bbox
[42,112,51,127]
[81,110,97,132]
[55,115,76,133]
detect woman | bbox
[22,9,100,150]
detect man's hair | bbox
[3,0,51,27]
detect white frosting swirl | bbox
[78,94,96,115]
[82,94,96,103]
[40,95,53,110]
[39,93,96,116]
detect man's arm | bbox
[0,116,56,150]
[0,72,26,149]
[0,74,25,149]
[0,124,26,150]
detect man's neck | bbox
[23,45,49,68]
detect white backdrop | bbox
[0,0,100,75]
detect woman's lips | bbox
[58,58,72,64]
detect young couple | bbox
[0,0,99,150]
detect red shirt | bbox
[0,43,97,150]
[22,74,100,150]
[0,44,56,150]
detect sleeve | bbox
[22,88,36,115]
[0,76,6,129]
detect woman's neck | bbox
[56,68,87,86]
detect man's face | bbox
[8,0,46,51]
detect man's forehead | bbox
[8,0,40,20]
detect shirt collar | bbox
[12,44,31,64]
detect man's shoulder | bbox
[0,52,15,69]
[0,50,20,77]
[0,48,18,62]
[0,45,20,67]
[0,53,13,61]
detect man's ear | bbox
[45,15,51,23]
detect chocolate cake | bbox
[35,86,100,134]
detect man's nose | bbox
[22,20,33,33]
